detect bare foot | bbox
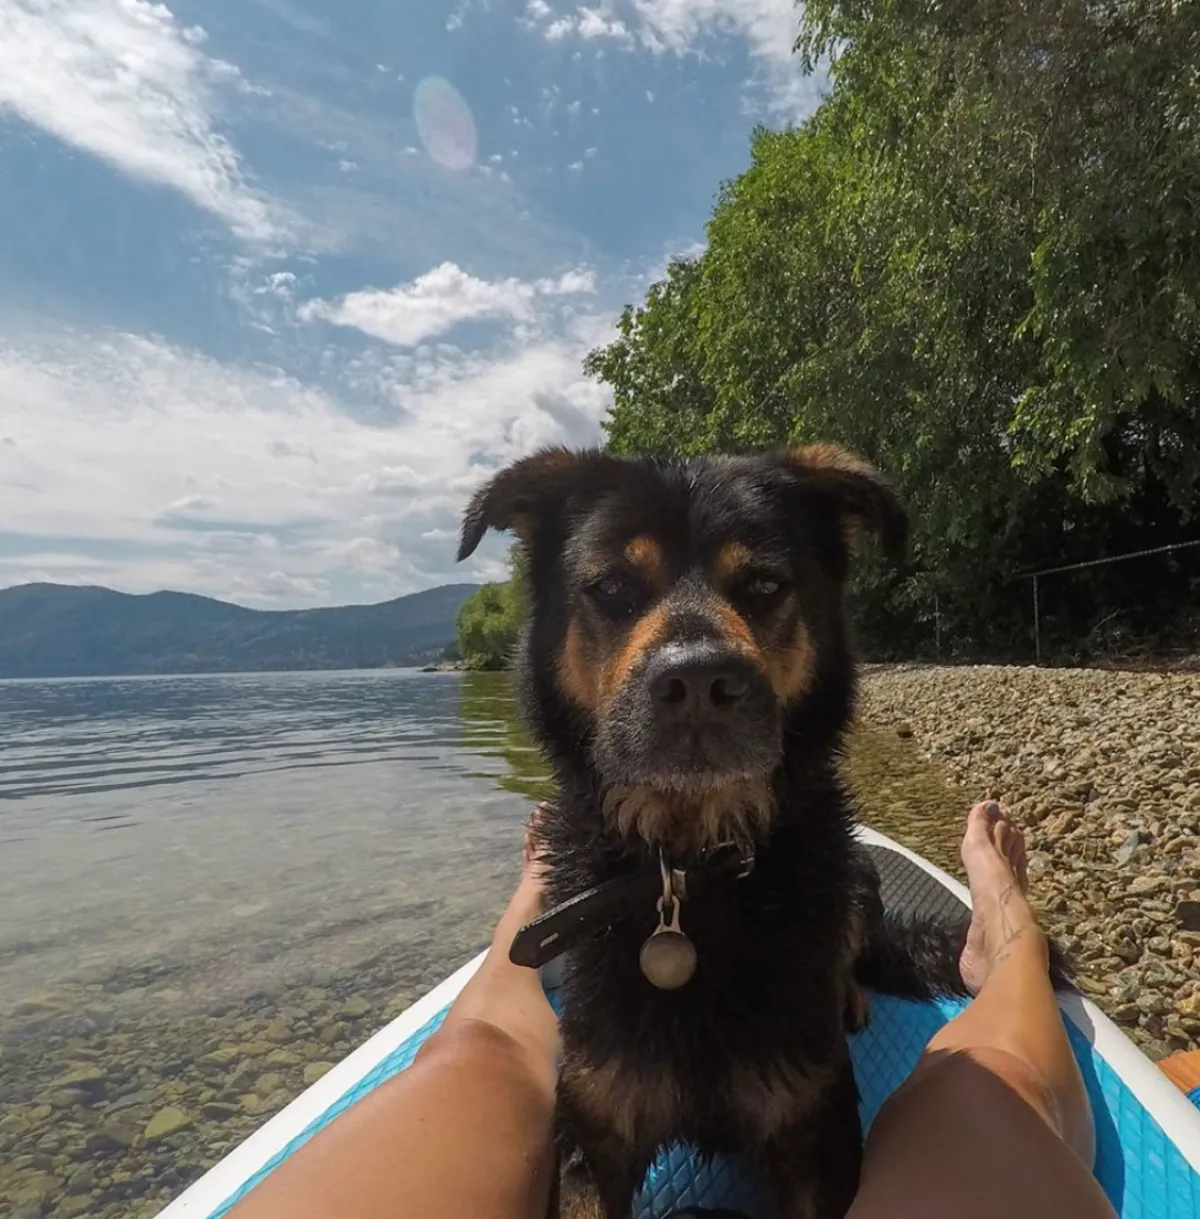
[491,803,553,948]
[958,801,1044,993]
[521,803,551,882]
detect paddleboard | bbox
[158,827,1200,1219]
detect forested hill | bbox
[586,0,1200,663]
[0,583,479,678]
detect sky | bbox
[0,0,827,608]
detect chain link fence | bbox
[1013,539,1200,663]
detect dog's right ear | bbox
[457,447,590,561]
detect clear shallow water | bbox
[1,670,558,1217]
[0,670,539,1020]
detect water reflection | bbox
[457,670,556,803]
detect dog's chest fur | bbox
[544,780,870,1163]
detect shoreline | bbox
[859,663,1200,1060]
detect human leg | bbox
[847,802,1116,1219]
[230,815,560,1219]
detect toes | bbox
[996,820,1019,865]
[995,820,1011,858]
[1012,833,1029,892]
[963,802,997,851]
[522,803,552,865]
[991,818,1031,892]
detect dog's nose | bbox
[648,653,752,721]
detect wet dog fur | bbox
[457,445,993,1219]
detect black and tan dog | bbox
[457,444,1012,1219]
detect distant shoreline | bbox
[0,580,477,681]
[0,665,463,684]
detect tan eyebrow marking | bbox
[714,541,753,582]
[623,534,664,581]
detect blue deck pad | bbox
[634,994,1200,1218]
[206,991,1200,1219]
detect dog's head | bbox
[458,445,905,853]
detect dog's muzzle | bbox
[596,641,781,792]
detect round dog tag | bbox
[639,900,697,990]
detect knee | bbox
[900,1047,1065,1140]
[418,1017,557,1098]
[419,1015,526,1066]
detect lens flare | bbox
[413,76,477,171]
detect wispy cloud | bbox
[522,0,820,117]
[0,312,612,605]
[298,262,596,348]
[542,5,632,42]
[0,0,282,240]
[165,494,220,515]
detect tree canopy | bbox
[587,0,1200,660]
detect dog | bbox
[457,444,1051,1219]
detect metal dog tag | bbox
[639,898,697,990]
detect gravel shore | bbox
[858,664,1200,1060]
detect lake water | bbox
[0,669,966,1219]
[0,671,549,1016]
[0,670,549,1219]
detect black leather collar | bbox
[509,841,755,970]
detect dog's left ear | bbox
[458,446,594,561]
[781,444,907,564]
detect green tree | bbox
[456,545,528,670]
[587,0,1200,659]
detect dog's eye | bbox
[736,572,788,609]
[587,571,642,616]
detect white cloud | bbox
[165,494,219,514]
[523,0,821,117]
[231,571,330,605]
[541,5,631,42]
[0,317,613,607]
[537,268,597,295]
[0,0,281,240]
[567,160,585,172]
[300,262,597,348]
[577,6,630,39]
[631,0,798,75]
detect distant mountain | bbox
[0,583,480,678]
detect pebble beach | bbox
[858,664,1200,1060]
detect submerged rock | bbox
[143,1107,192,1143]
